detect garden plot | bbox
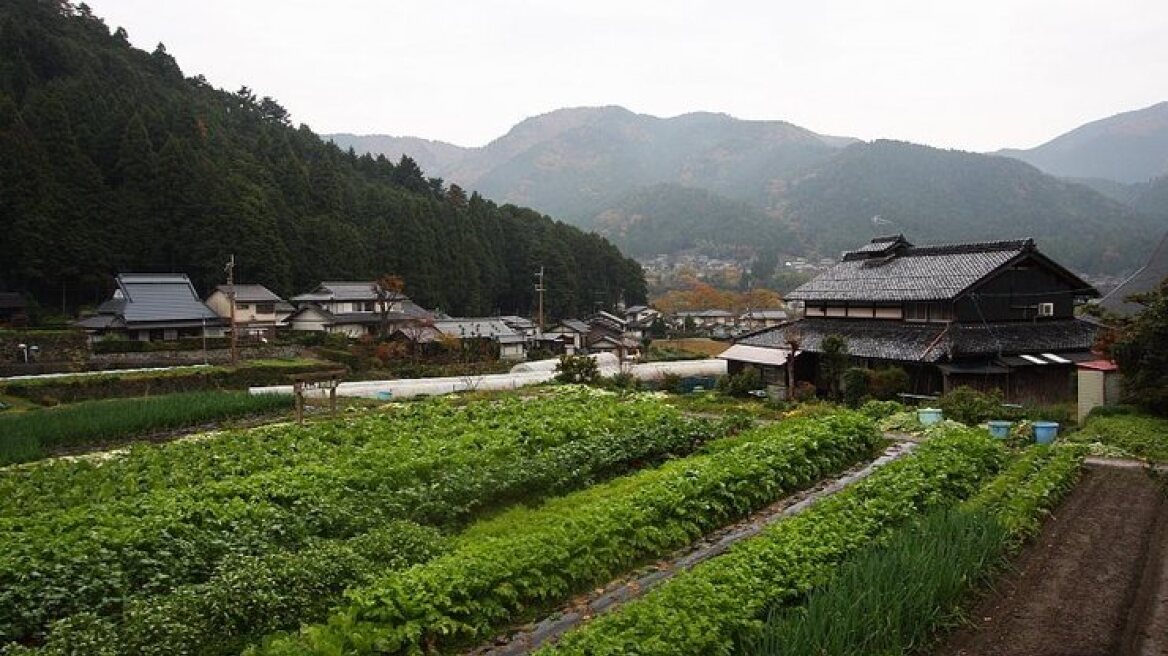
[3,390,734,653]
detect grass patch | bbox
[1069,412,1168,462]
[0,391,293,465]
[648,338,728,358]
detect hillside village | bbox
[2,3,1168,656]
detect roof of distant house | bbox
[739,317,1098,362]
[214,284,283,303]
[786,236,1096,302]
[104,273,221,324]
[290,281,381,303]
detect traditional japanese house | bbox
[727,235,1100,404]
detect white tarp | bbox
[717,344,789,367]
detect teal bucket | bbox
[918,408,943,426]
[987,420,1012,439]
[1033,421,1059,444]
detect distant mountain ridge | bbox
[996,101,1168,184]
[330,105,1168,275]
[329,106,851,218]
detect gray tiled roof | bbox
[215,284,283,303]
[788,238,1037,302]
[291,281,379,303]
[115,274,221,324]
[739,317,1098,363]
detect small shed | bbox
[1076,360,1121,422]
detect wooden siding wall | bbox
[955,257,1078,323]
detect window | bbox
[905,302,928,322]
[255,303,275,314]
[237,303,250,310]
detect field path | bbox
[937,465,1168,656]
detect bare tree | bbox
[372,274,406,338]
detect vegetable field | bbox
[0,391,294,466]
[1,389,737,653]
[0,388,1102,656]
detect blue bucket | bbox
[376,391,393,401]
[918,408,943,426]
[1033,421,1059,444]
[987,420,1012,439]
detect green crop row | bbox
[12,521,448,656]
[0,391,293,466]
[249,412,883,656]
[744,441,1086,656]
[535,430,1006,656]
[1,391,735,645]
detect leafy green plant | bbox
[841,367,868,407]
[0,391,727,646]
[717,367,763,398]
[251,413,882,656]
[1069,413,1168,462]
[536,430,1006,656]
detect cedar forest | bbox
[0,0,647,318]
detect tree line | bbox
[0,0,646,319]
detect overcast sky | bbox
[86,0,1167,151]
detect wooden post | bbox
[294,380,304,424]
[329,381,337,414]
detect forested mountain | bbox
[0,0,645,318]
[1132,175,1168,218]
[996,102,1168,184]
[588,183,801,258]
[330,107,849,219]
[779,141,1162,273]
[326,133,465,181]
[336,104,1167,275]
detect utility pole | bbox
[226,254,238,367]
[534,266,546,334]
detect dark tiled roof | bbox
[1100,231,1168,317]
[115,274,220,324]
[740,318,951,362]
[789,238,1039,302]
[948,320,1098,357]
[739,317,1099,363]
[215,284,283,303]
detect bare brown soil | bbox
[936,465,1168,656]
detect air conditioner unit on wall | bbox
[1037,302,1054,317]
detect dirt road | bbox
[937,465,1168,656]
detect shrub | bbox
[717,367,763,397]
[841,367,869,407]
[555,354,599,384]
[791,380,817,402]
[859,399,903,420]
[938,386,1008,425]
[660,372,683,394]
[867,366,909,400]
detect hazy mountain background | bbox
[995,101,1168,184]
[331,104,1168,275]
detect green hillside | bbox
[779,141,1165,273]
[589,183,803,258]
[0,0,644,317]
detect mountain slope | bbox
[997,102,1168,183]
[331,107,849,221]
[589,183,802,258]
[0,0,644,317]
[780,140,1165,273]
[327,133,466,177]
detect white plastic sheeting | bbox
[509,353,620,373]
[250,358,726,401]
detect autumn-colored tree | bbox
[373,274,406,337]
